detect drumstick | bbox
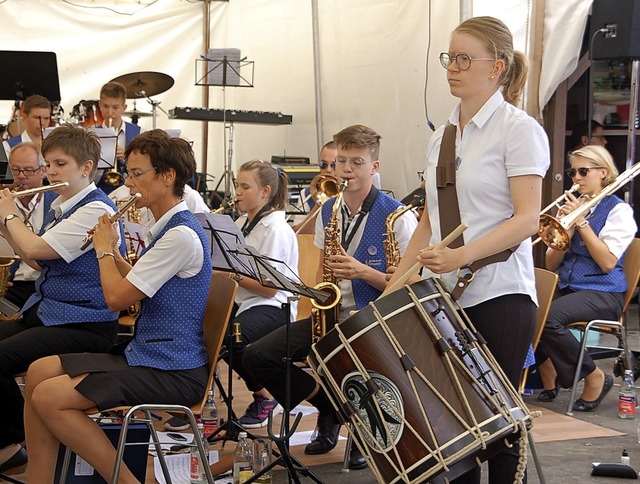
[381,222,468,297]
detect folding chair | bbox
[58,273,238,483]
[565,238,640,415]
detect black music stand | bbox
[195,54,254,205]
[0,51,61,102]
[231,245,327,484]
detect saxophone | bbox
[310,180,348,343]
[383,193,425,267]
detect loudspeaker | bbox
[590,0,640,60]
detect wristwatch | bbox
[577,219,589,229]
[96,251,115,260]
[3,214,19,225]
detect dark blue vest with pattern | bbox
[9,190,57,280]
[7,136,21,148]
[124,210,212,370]
[558,195,627,293]
[21,189,124,325]
[322,191,401,309]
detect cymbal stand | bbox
[139,90,170,129]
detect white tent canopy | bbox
[1,0,592,200]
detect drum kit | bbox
[2,71,174,138]
[308,278,532,483]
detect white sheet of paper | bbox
[153,451,222,484]
[288,429,347,447]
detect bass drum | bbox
[308,278,531,484]
[71,100,104,128]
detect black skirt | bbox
[60,353,208,411]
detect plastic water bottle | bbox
[190,422,209,483]
[233,431,254,484]
[201,390,218,437]
[618,369,637,419]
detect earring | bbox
[82,174,87,178]
[490,75,495,79]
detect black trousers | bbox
[535,288,624,388]
[0,305,118,447]
[243,317,314,408]
[5,280,36,309]
[452,293,536,484]
[223,304,289,393]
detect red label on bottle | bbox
[619,395,636,415]
[190,455,200,479]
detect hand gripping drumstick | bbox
[381,222,468,298]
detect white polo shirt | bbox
[424,90,550,308]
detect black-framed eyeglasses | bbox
[123,166,156,180]
[439,52,495,71]
[319,161,336,170]
[10,167,41,176]
[566,167,602,178]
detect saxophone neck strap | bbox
[341,185,379,250]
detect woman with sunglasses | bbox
[388,16,549,483]
[535,145,636,411]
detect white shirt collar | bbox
[145,200,188,244]
[448,90,505,130]
[51,182,97,218]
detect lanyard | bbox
[341,186,378,250]
[241,204,272,237]
[16,193,41,231]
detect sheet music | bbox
[87,127,117,169]
[153,451,222,484]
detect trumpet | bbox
[535,162,640,251]
[294,174,341,234]
[80,193,142,250]
[11,182,69,198]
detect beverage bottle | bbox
[190,423,209,483]
[622,448,631,465]
[201,389,218,437]
[618,369,637,419]
[233,431,254,484]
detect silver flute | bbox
[80,193,142,251]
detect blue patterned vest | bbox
[7,136,21,148]
[124,210,212,370]
[9,190,57,280]
[322,191,401,309]
[21,188,124,325]
[558,195,627,293]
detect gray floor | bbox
[273,303,640,483]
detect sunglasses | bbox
[566,167,601,178]
[319,161,336,170]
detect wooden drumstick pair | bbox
[382,223,468,297]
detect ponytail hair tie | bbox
[275,166,283,176]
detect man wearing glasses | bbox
[3,142,56,308]
[292,140,337,234]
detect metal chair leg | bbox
[566,320,624,415]
[528,431,546,484]
[341,432,353,473]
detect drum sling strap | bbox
[436,123,517,300]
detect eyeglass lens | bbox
[566,167,596,178]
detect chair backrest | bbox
[532,267,559,351]
[621,238,640,314]
[194,273,238,412]
[296,233,321,319]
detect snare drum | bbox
[308,278,531,484]
[71,100,104,128]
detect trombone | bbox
[534,161,640,251]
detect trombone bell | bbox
[537,214,571,252]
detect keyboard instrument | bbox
[169,107,292,125]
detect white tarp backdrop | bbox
[1,0,592,200]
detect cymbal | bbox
[110,71,174,98]
[124,111,152,117]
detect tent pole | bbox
[311,0,324,155]
[201,0,212,175]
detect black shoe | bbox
[573,373,614,412]
[0,447,28,475]
[348,446,367,470]
[537,387,559,402]
[304,413,340,455]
